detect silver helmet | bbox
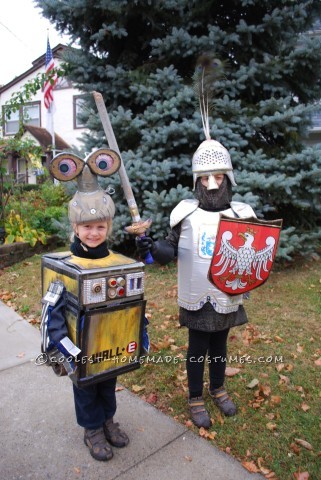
[68,165,116,224]
[192,139,236,190]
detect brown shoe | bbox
[209,387,237,416]
[103,418,129,448]
[188,396,211,429]
[84,427,113,461]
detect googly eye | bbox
[58,159,77,175]
[50,153,84,181]
[86,148,121,177]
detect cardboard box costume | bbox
[40,149,147,387]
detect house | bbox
[0,44,87,184]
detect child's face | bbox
[201,174,224,189]
[75,221,109,248]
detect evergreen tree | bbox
[36,0,321,259]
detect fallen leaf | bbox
[266,422,277,431]
[260,384,271,397]
[314,357,321,366]
[0,292,13,301]
[73,467,81,474]
[250,401,263,409]
[293,471,309,480]
[225,446,231,454]
[257,457,271,475]
[276,363,285,372]
[294,438,313,451]
[266,413,275,420]
[132,384,145,393]
[16,352,25,358]
[297,344,304,353]
[115,386,124,392]
[290,442,301,455]
[274,335,284,343]
[146,392,157,404]
[241,460,259,473]
[184,455,192,462]
[270,395,282,405]
[301,402,310,412]
[198,427,216,440]
[279,374,290,385]
[185,420,193,428]
[215,412,225,425]
[225,366,241,377]
[170,344,179,351]
[247,378,259,389]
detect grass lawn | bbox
[0,250,320,479]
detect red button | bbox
[117,287,125,297]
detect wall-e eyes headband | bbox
[50,148,121,182]
[50,148,121,224]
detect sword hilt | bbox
[124,219,154,264]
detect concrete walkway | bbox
[0,301,264,480]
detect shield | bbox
[208,215,282,295]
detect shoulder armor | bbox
[170,199,199,228]
[230,201,256,219]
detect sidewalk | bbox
[0,300,264,480]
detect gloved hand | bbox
[135,236,154,259]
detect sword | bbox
[93,91,153,263]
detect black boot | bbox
[84,427,113,461]
[209,386,237,416]
[103,418,129,447]
[188,396,211,429]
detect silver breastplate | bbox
[177,207,243,313]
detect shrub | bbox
[30,206,68,234]
[40,181,70,207]
[5,211,47,247]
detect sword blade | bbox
[93,91,141,223]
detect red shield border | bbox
[208,215,282,295]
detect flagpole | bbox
[50,102,56,158]
[44,32,57,176]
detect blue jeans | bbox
[73,377,117,429]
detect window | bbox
[4,109,19,135]
[74,95,86,129]
[3,101,41,135]
[23,104,40,127]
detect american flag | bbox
[44,38,57,109]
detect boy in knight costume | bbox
[137,138,255,428]
[41,149,147,461]
[137,54,258,428]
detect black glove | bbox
[135,236,154,259]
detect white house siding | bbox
[0,50,87,149]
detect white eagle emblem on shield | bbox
[208,216,282,295]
